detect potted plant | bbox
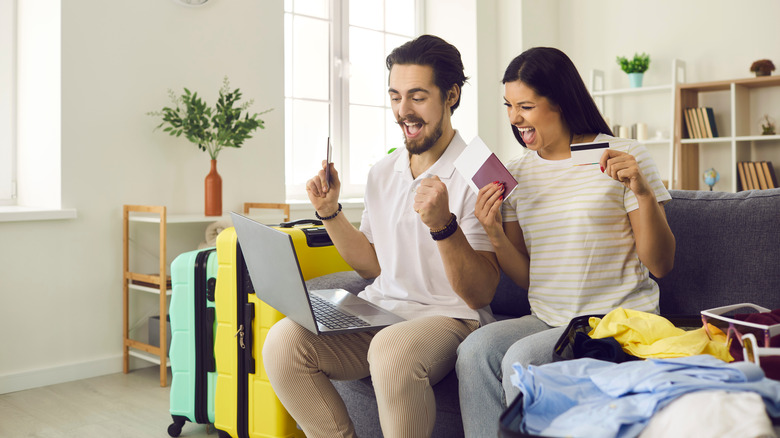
[148,76,271,216]
[760,114,776,135]
[750,59,775,77]
[616,52,650,88]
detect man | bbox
[263,34,500,438]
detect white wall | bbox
[0,0,284,393]
[557,0,780,88]
[3,0,780,393]
[425,0,479,144]
[476,0,561,161]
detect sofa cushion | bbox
[306,270,374,294]
[657,189,780,314]
[332,371,464,438]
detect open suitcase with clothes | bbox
[213,219,352,438]
[498,310,780,437]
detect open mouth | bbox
[401,119,424,138]
[517,126,536,144]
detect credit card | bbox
[325,137,332,189]
[571,141,608,166]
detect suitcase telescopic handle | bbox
[278,218,323,228]
[243,303,256,375]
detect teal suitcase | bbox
[168,248,219,437]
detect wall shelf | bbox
[674,75,780,191]
[591,84,673,97]
[122,203,289,386]
[122,205,230,387]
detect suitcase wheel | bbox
[167,418,185,437]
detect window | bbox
[284,0,420,200]
[0,0,73,221]
[0,0,15,205]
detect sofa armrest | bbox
[305,271,375,296]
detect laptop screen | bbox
[231,213,319,334]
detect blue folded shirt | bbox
[510,355,780,438]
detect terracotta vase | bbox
[204,159,222,216]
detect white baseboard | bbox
[0,354,125,394]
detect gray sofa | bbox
[305,188,780,437]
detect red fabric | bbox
[734,308,780,347]
[732,308,780,380]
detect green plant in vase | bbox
[148,76,272,215]
[616,52,650,88]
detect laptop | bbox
[230,212,406,335]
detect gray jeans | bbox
[456,315,566,438]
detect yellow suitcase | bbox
[214,220,352,438]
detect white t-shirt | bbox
[358,131,495,324]
[501,134,671,327]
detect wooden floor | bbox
[0,366,216,438]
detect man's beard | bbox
[402,113,444,156]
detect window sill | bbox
[0,206,78,222]
[287,198,365,211]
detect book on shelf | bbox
[683,108,695,139]
[695,108,710,138]
[737,161,778,191]
[702,107,719,137]
[747,162,761,190]
[683,107,719,139]
[761,161,777,189]
[755,162,769,190]
[697,108,711,138]
[686,108,703,138]
[737,162,750,191]
[686,108,702,139]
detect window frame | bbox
[0,0,75,222]
[0,0,17,205]
[284,0,423,201]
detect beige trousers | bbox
[262,315,480,438]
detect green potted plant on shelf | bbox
[616,52,650,88]
[148,76,272,216]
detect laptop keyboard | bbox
[310,295,371,329]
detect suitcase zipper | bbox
[193,248,216,425]
[236,245,250,438]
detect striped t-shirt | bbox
[501,134,671,327]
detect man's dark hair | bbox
[386,34,468,114]
[502,47,612,146]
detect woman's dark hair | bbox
[386,34,468,114]
[502,47,612,146]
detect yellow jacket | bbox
[588,308,733,362]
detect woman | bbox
[456,47,676,437]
